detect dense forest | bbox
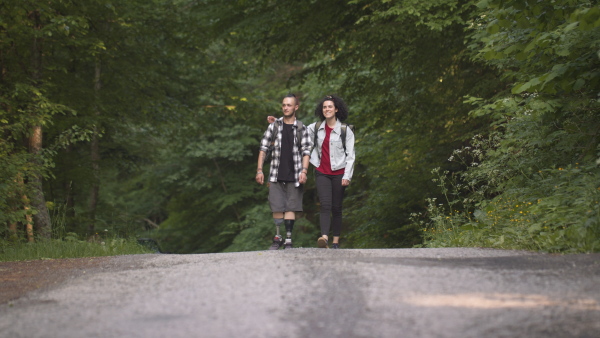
[1,0,598,253]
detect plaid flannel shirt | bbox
[259,118,311,187]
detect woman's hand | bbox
[342,179,350,186]
[267,116,276,123]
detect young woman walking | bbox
[307,95,355,249]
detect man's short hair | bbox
[284,93,299,106]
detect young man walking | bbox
[256,94,311,249]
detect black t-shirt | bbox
[277,123,295,182]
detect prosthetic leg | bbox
[268,218,284,250]
[283,219,294,249]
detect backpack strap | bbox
[295,120,304,149]
[341,123,347,153]
[341,123,355,154]
[313,121,323,159]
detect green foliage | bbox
[422,160,600,252]
[315,0,497,248]
[3,0,597,254]
[474,0,600,95]
[0,236,152,262]
[413,0,600,253]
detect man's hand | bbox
[267,116,276,124]
[299,172,307,184]
[256,172,264,185]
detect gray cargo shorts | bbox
[268,181,304,213]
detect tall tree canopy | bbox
[1,0,598,253]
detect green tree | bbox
[0,1,92,239]
[204,0,502,248]
[423,0,600,252]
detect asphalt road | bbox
[1,248,599,338]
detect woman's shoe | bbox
[331,243,340,249]
[317,236,328,248]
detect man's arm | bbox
[256,150,266,185]
[299,155,309,184]
[257,122,275,185]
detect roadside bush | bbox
[418,111,600,253]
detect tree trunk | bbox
[8,221,17,234]
[88,61,101,235]
[66,181,75,218]
[29,126,51,239]
[28,9,51,239]
[23,196,35,243]
[88,131,99,234]
[16,173,34,242]
[64,145,76,222]
[9,174,22,239]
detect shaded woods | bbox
[1,0,598,254]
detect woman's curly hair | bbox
[314,94,349,122]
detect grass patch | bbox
[0,237,153,262]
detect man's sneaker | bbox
[269,235,283,250]
[317,236,328,249]
[283,238,293,249]
[331,243,340,249]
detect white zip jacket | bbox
[307,119,355,181]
